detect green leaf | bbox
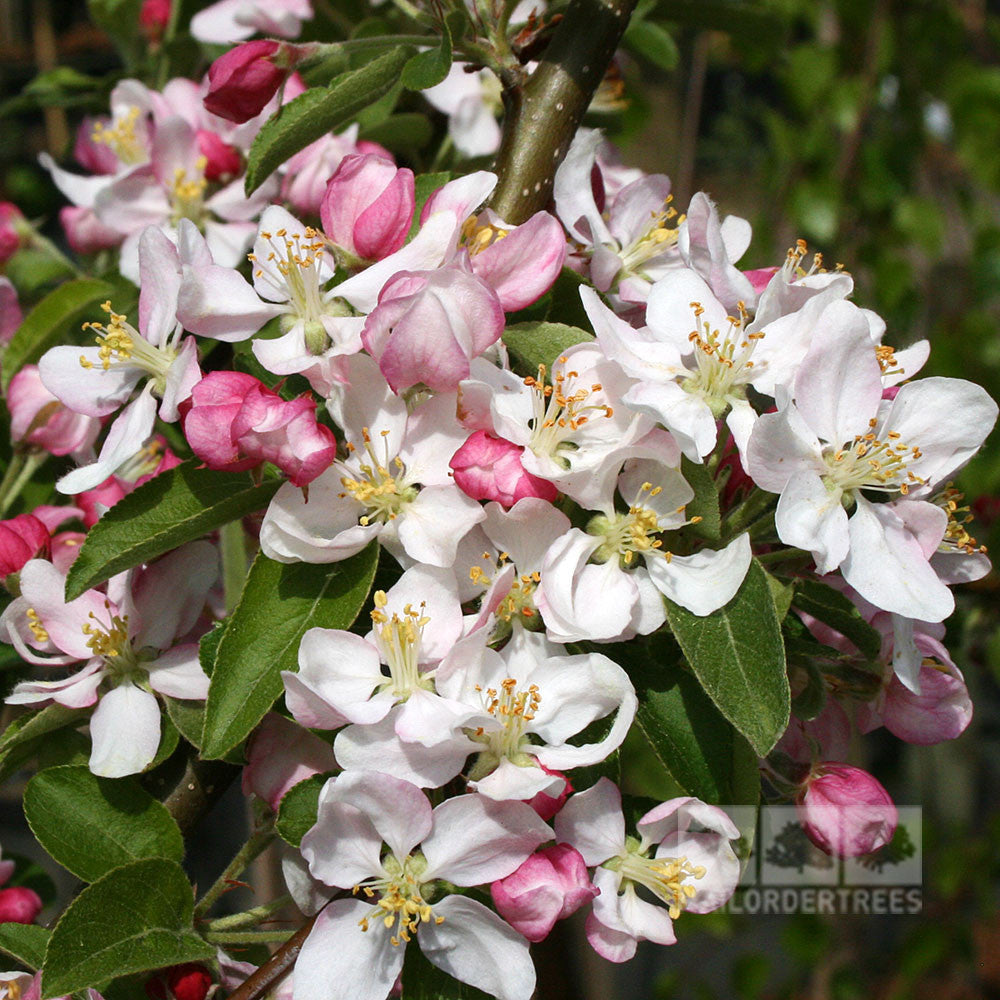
[201,544,379,759]
[244,47,411,195]
[663,559,789,756]
[681,455,721,541]
[1,278,111,391]
[401,939,492,999]
[0,923,49,970]
[623,17,679,70]
[24,765,184,883]
[502,322,594,376]
[41,859,213,997]
[88,0,143,62]
[65,462,280,600]
[792,579,882,660]
[4,249,77,297]
[198,620,228,679]
[627,643,760,805]
[359,113,434,155]
[400,11,464,90]
[407,172,452,241]
[275,773,328,846]
[0,704,86,756]
[764,570,793,622]
[164,697,206,750]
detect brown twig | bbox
[158,752,240,837]
[488,0,639,223]
[226,914,317,1000]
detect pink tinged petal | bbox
[842,497,954,625]
[644,532,752,617]
[379,564,463,662]
[470,757,565,802]
[471,212,567,311]
[395,485,487,568]
[774,470,850,574]
[325,770,432,863]
[292,629,388,724]
[178,261,282,341]
[94,167,170,233]
[882,665,972,744]
[242,713,337,810]
[890,500,947,559]
[17,559,111,659]
[418,896,536,1000]
[793,304,883,445]
[159,336,202,424]
[745,403,825,494]
[57,386,159,495]
[638,796,740,845]
[646,269,730,351]
[882,377,998,487]
[615,882,678,946]
[554,777,626,866]
[39,152,113,208]
[89,682,162,777]
[6,661,104,708]
[301,800,385,889]
[292,898,405,1000]
[622,380,718,462]
[392,687,486,747]
[608,174,672,247]
[281,851,338,917]
[137,226,181,347]
[884,340,930,387]
[585,908,637,964]
[655,831,739,913]
[282,671,351,730]
[422,795,551,885]
[334,714,474,789]
[530,654,638,768]
[38,345,142,418]
[552,127,613,246]
[145,646,209,699]
[419,170,498,226]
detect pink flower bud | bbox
[491,844,598,942]
[525,766,572,821]
[775,698,851,766]
[51,530,87,574]
[450,431,558,508]
[797,762,897,858]
[8,364,101,456]
[139,0,171,43]
[0,276,22,343]
[184,372,337,487]
[0,202,25,264]
[320,154,415,262]
[196,129,242,182]
[204,41,293,124]
[59,206,122,255]
[743,266,778,294]
[242,712,336,810]
[362,266,505,394]
[0,514,50,578]
[145,964,212,1000]
[0,886,43,924]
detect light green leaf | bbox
[201,545,379,759]
[400,11,465,90]
[1,278,111,391]
[0,923,49,970]
[681,455,721,541]
[41,859,212,997]
[502,321,594,376]
[65,463,280,600]
[24,765,184,882]
[623,17,679,69]
[664,559,790,756]
[244,47,411,195]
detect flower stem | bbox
[226,913,319,1000]
[194,822,276,919]
[204,930,295,945]
[0,451,45,517]
[204,895,293,932]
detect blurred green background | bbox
[2,0,1000,996]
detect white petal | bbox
[89,683,161,777]
[774,471,850,574]
[644,534,752,616]
[554,777,626,866]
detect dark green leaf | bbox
[0,704,86,756]
[164,697,206,750]
[1,278,111,391]
[275,773,329,846]
[0,923,49,970]
[201,544,379,759]
[502,322,594,376]
[401,11,464,90]
[681,455,721,541]
[664,559,789,756]
[42,859,212,997]
[65,462,280,600]
[244,47,411,195]
[401,938,492,999]
[407,172,452,240]
[24,765,183,882]
[198,621,228,679]
[359,113,434,155]
[792,579,882,660]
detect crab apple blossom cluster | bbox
[0,40,995,997]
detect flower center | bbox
[588,482,697,566]
[91,106,146,165]
[615,849,706,919]
[81,604,140,674]
[25,608,48,644]
[338,428,418,526]
[523,359,614,469]
[169,157,209,226]
[469,553,542,626]
[471,677,540,761]
[680,300,761,415]
[460,215,509,257]
[369,590,434,700]
[249,227,331,330]
[79,300,176,393]
[354,854,441,946]
[0,979,23,1000]
[934,486,987,556]
[821,418,926,498]
[616,196,682,275]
